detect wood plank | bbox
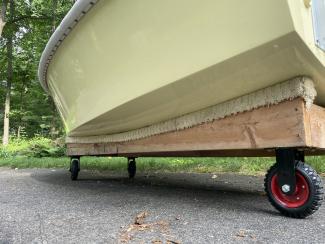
[305,103,325,148]
[116,98,306,154]
[67,98,314,157]
[67,143,118,156]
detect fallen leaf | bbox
[119,213,176,243]
[135,211,148,225]
[236,230,247,238]
[152,240,162,244]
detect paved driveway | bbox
[0,168,324,243]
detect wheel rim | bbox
[271,172,310,208]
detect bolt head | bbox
[282,184,291,193]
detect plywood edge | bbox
[67,98,311,157]
[304,102,325,149]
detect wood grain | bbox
[305,103,325,149]
[67,98,325,157]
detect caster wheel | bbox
[70,157,80,181]
[128,158,136,179]
[265,161,324,218]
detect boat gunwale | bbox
[38,0,99,92]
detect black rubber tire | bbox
[264,161,324,218]
[128,159,136,179]
[70,158,80,181]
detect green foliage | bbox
[0,137,65,158]
[0,156,69,169]
[0,155,324,175]
[307,156,325,173]
[1,0,73,141]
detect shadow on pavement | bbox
[30,169,279,216]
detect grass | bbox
[2,138,324,175]
[0,156,325,175]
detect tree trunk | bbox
[0,0,8,36]
[2,0,13,146]
[3,34,12,145]
[17,80,25,139]
[49,0,58,139]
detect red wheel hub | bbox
[271,172,310,208]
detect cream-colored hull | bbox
[40,0,325,138]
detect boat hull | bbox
[40,0,325,138]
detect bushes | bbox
[0,137,66,158]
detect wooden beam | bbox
[67,98,325,157]
[116,99,306,154]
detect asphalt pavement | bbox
[0,168,324,244]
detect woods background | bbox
[0,1,324,175]
[0,0,74,146]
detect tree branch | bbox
[8,14,52,23]
[6,13,66,27]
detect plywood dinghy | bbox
[39,0,325,143]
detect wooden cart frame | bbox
[67,98,325,158]
[66,98,325,218]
